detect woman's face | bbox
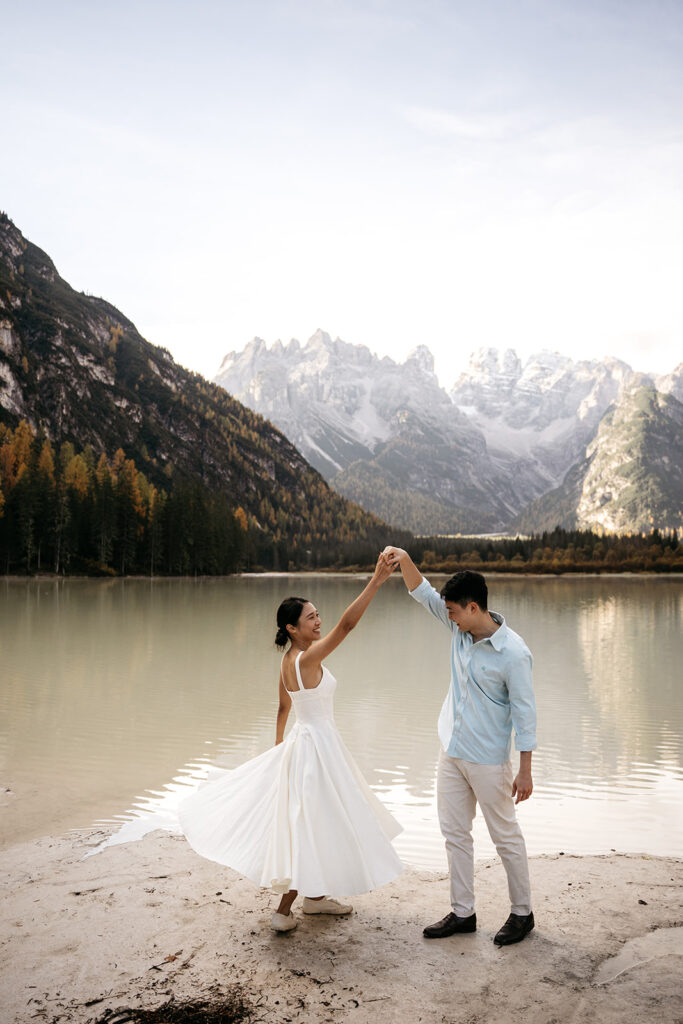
[289,601,321,645]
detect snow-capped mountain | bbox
[450,348,633,487]
[215,330,524,533]
[216,330,437,477]
[512,379,683,534]
[215,332,682,534]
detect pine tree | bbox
[34,439,56,570]
[94,453,116,566]
[115,457,144,574]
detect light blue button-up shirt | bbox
[410,577,537,765]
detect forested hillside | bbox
[0,215,406,573]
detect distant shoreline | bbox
[4,570,681,581]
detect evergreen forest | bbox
[0,421,407,575]
[0,420,679,577]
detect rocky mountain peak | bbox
[306,327,333,349]
[656,362,683,402]
[213,328,682,534]
[405,345,435,376]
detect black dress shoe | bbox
[493,912,535,946]
[423,912,477,938]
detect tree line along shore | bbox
[0,419,679,577]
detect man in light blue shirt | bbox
[384,547,537,947]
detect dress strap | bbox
[294,651,305,691]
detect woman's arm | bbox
[300,553,394,671]
[275,671,292,744]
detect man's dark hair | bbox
[440,570,488,610]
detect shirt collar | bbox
[487,611,507,651]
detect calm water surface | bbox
[1,575,681,867]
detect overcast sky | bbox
[3,0,682,384]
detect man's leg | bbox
[467,760,532,915]
[436,750,478,917]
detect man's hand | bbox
[382,546,422,590]
[512,770,533,804]
[382,545,406,566]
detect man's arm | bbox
[508,650,537,803]
[383,546,452,629]
[512,750,533,804]
[383,546,423,590]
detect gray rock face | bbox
[215,331,512,533]
[215,333,682,534]
[215,329,469,476]
[450,348,634,486]
[656,363,683,403]
[512,382,683,534]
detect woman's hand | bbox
[372,551,395,585]
[382,545,422,590]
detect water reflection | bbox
[1,575,681,867]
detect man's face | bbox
[445,600,479,632]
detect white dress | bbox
[177,652,404,896]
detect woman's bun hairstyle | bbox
[274,625,289,648]
[274,596,309,649]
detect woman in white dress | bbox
[177,553,403,932]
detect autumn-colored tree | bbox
[0,441,17,493]
[11,419,33,475]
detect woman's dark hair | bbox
[274,596,309,649]
[440,571,488,610]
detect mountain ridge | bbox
[215,332,682,534]
[0,215,399,569]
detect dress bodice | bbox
[289,652,337,728]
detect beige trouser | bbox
[437,750,532,917]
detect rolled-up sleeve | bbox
[409,577,452,629]
[507,652,537,752]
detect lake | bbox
[1,574,681,867]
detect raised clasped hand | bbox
[382,545,404,569]
[374,551,395,582]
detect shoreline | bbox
[4,570,682,581]
[1,827,681,1024]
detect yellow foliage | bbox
[12,420,33,466]
[64,455,91,497]
[37,440,56,485]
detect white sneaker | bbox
[271,911,297,932]
[302,896,353,915]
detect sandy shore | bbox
[1,829,681,1024]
